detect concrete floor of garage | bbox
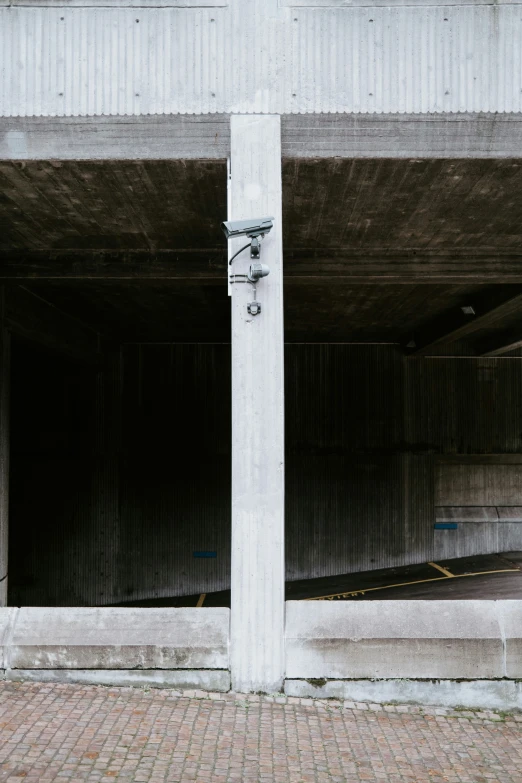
[0,682,520,783]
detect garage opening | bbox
[281,157,522,602]
[8,334,231,607]
[2,156,522,607]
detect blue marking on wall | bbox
[434,523,458,530]
[193,551,217,558]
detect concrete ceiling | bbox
[7,279,518,346]
[2,158,522,349]
[283,158,522,253]
[0,160,226,253]
[2,158,522,254]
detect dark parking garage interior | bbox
[1,156,522,606]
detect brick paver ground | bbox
[0,683,520,782]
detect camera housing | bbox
[221,217,274,240]
[247,263,270,283]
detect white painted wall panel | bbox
[1,3,522,116]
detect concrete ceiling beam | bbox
[4,252,522,283]
[408,289,522,356]
[0,116,231,161]
[3,114,522,162]
[480,335,522,357]
[282,114,522,159]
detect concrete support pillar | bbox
[229,115,285,693]
[0,288,10,606]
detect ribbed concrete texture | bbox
[9,607,230,670]
[2,1,522,116]
[229,115,285,693]
[9,344,522,608]
[285,601,512,680]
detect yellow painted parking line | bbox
[428,561,454,578]
[305,568,520,601]
[196,593,206,607]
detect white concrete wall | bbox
[0,602,520,703]
[0,606,229,673]
[2,0,522,116]
[286,600,521,680]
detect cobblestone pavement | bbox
[0,683,521,782]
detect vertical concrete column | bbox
[0,288,10,606]
[229,115,285,693]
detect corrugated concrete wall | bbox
[9,342,232,606]
[285,345,434,580]
[8,343,522,606]
[434,457,522,559]
[407,359,522,559]
[2,2,522,117]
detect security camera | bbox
[221,217,274,240]
[222,217,274,259]
[247,263,270,283]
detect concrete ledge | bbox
[281,114,522,159]
[5,114,522,163]
[285,601,506,680]
[7,669,230,691]
[284,679,522,712]
[0,116,230,160]
[10,607,229,670]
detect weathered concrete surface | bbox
[498,601,522,678]
[281,114,522,159]
[10,608,229,670]
[284,679,522,712]
[229,115,285,693]
[433,524,501,561]
[5,114,522,162]
[8,669,230,691]
[0,608,16,668]
[436,461,522,506]
[285,601,504,679]
[0,116,230,160]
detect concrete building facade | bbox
[0,0,522,699]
